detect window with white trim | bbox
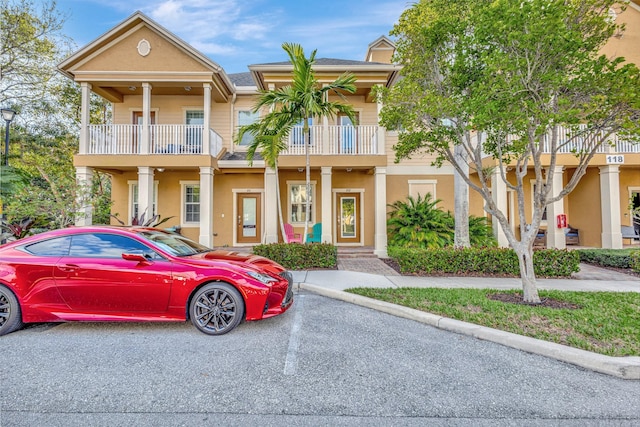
[182,182,200,225]
[128,181,158,222]
[237,110,259,146]
[288,182,316,224]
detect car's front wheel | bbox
[0,285,23,336]
[189,282,245,335]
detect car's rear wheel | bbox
[0,285,23,336]
[189,282,245,335]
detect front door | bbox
[336,192,361,244]
[237,193,262,244]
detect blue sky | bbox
[55,0,409,74]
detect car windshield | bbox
[139,230,211,257]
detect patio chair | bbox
[565,225,580,245]
[533,228,546,247]
[306,223,322,243]
[284,223,302,243]
[621,225,639,244]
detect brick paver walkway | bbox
[337,257,400,276]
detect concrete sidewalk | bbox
[293,259,640,380]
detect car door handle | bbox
[58,264,79,272]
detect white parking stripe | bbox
[284,294,304,375]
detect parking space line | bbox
[284,294,304,375]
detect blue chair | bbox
[306,223,322,243]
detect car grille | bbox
[280,271,294,307]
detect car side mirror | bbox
[122,253,151,264]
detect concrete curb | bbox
[300,283,640,380]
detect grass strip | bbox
[346,287,640,357]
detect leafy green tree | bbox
[378,0,640,302]
[248,43,357,242]
[1,0,70,116]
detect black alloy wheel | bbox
[0,285,23,336]
[190,282,244,335]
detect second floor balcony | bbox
[85,124,223,156]
[83,124,385,157]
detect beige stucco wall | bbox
[601,3,640,65]
[78,26,209,73]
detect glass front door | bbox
[336,192,360,243]
[237,193,261,244]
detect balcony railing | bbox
[86,124,222,156]
[283,125,381,155]
[475,125,639,157]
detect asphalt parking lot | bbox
[2,291,640,426]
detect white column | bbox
[376,89,385,154]
[75,166,94,226]
[321,167,332,243]
[137,166,154,221]
[374,166,388,257]
[545,166,566,249]
[199,167,214,246]
[264,168,278,243]
[141,82,152,154]
[491,169,509,247]
[600,165,623,248]
[203,83,211,155]
[79,82,92,154]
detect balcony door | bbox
[132,111,155,153]
[237,193,262,244]
[336,192,361,244]
[338,113,358,154]
[185,110,204,153]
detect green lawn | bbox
[345,288,640,357]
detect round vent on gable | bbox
[137,39,151,57]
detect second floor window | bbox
[238,110,259,146]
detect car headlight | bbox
[246,271,278,285]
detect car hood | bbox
[185,250,286,275]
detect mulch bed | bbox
[487,292,582,309]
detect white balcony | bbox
[283,125,382,155]
[85,124,223,156]
[474,125,640,157]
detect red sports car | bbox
[0,226,293,336]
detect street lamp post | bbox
[1,108,17,166]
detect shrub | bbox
[577,249,637,269]
[388,246,579,277]
[387,194,496,249]
[630,251,640,273]
[253,243,337,270]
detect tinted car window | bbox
[68,233,163,259]
[23,236,72,256]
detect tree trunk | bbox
[454,144,470,247]
[274,164,287,243]
[303,118,310,243]
[513,243,541,303]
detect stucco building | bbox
[58,5,640,254]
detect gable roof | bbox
[58,11,235,97]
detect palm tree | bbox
[241,42,357,242]
[237,114,291,242]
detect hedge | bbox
[577,248,638,269]
[387,246,580,277]
[631,251,640,273]
[253,243,337,270]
